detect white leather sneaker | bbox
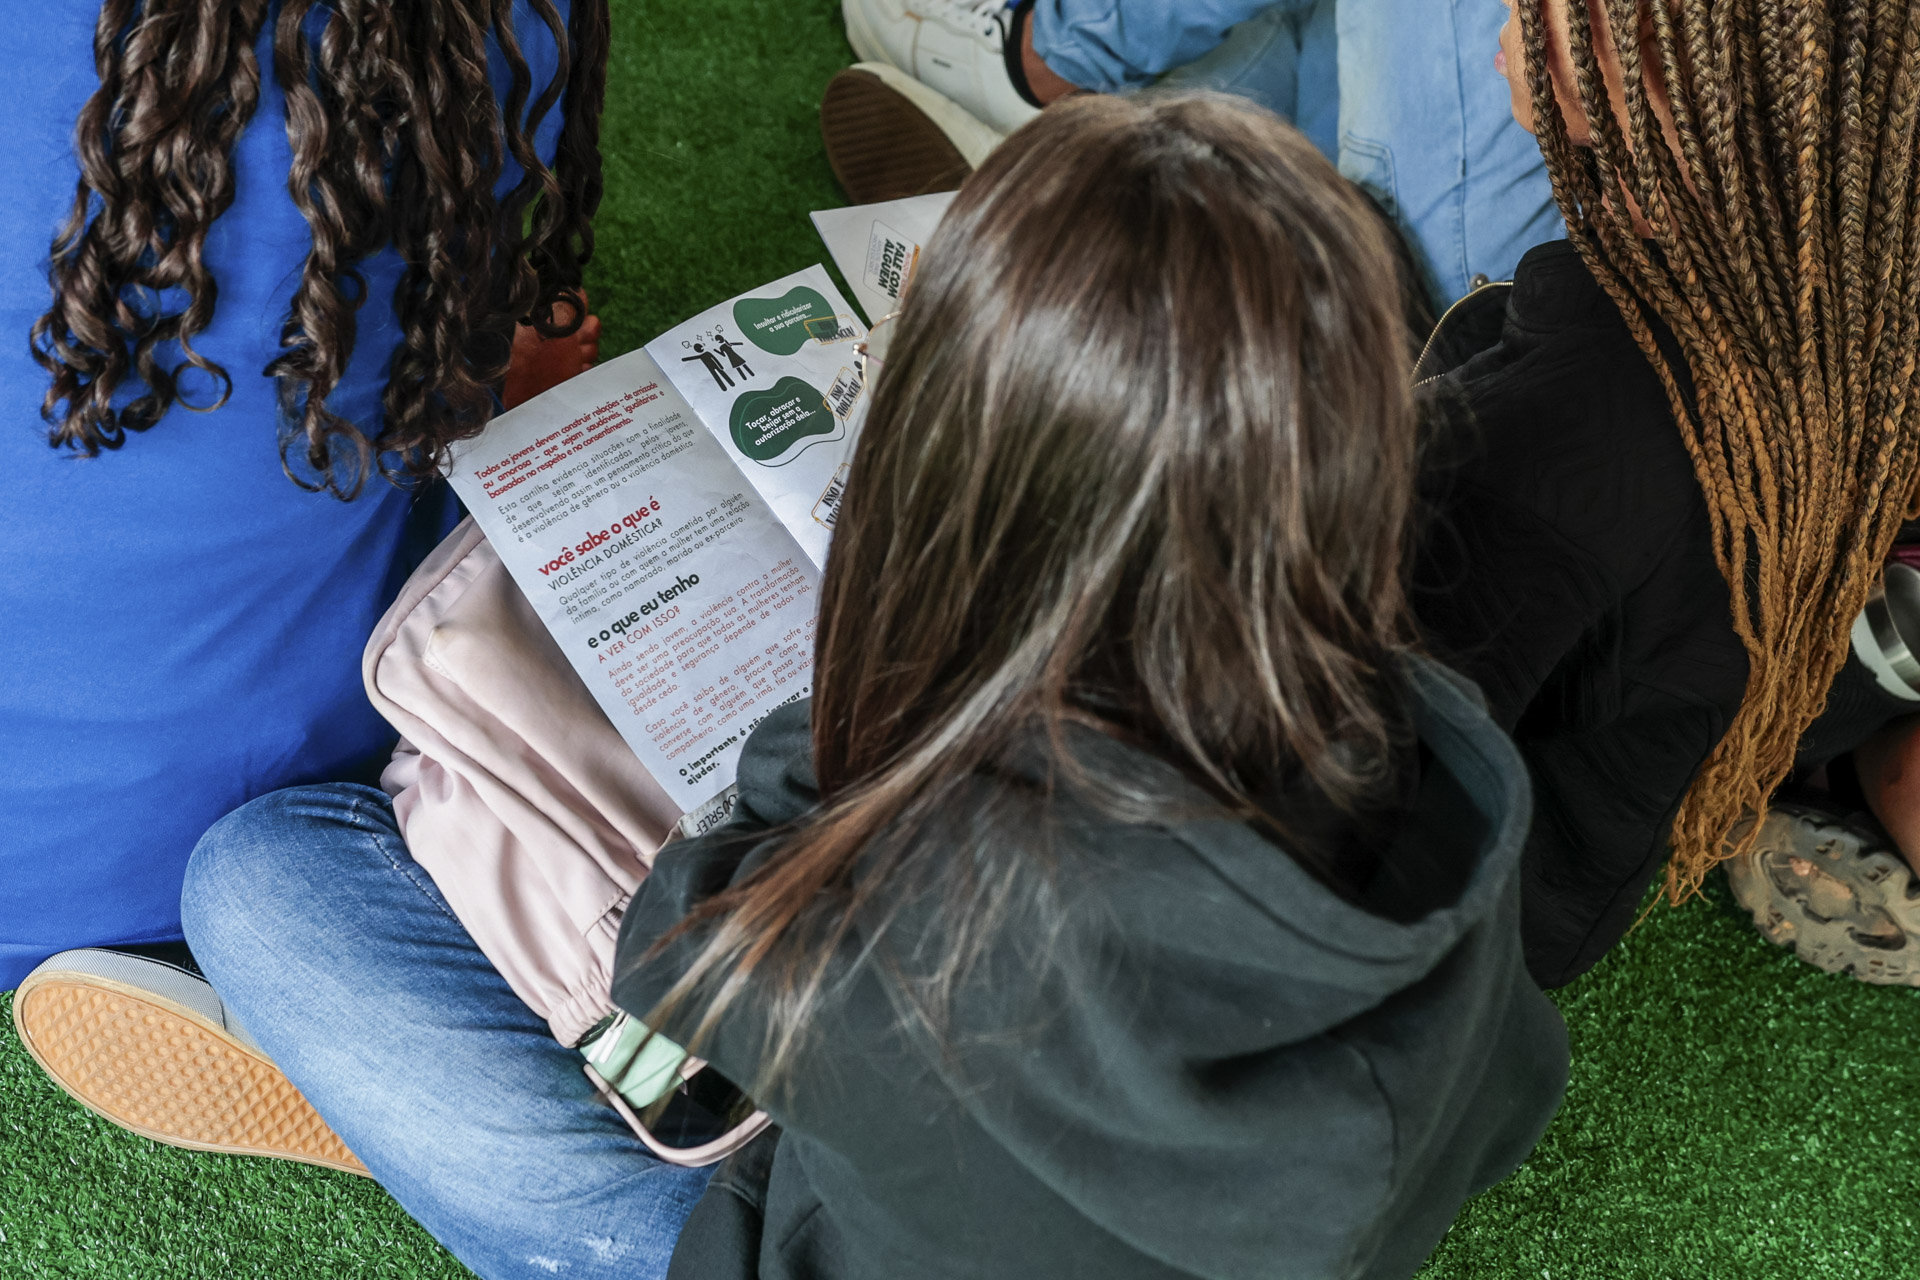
[1724,802,1920,984]
[842,0,1042,134]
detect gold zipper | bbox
[1413,278,1511,390]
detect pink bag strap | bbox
[582,1062,773,1167]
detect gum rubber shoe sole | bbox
[821,64,1002,205]
[14,965,367,1176]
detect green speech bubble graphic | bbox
[733,286,833,357]
[729,376,839,464]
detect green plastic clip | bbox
[579,1011,690,1110]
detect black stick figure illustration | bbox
[681,341,733,391]
[711,326,754,380]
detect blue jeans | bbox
[182,784,711,1280]
[1030,0,1564,308]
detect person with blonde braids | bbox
[1,2,605,989]
[1416,0,1920,984]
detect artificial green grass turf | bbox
[11,891,1920,1279]
[0,989,466,1279]
[1418,877,1920,1280]
[5,1,1920,1275]
[584,0,858,356]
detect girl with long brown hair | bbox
[175,93,1566,1280]
[613,91,1568,1280]
[1,1,605,992]
[1413,0,1920,984]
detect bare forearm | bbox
[1018,5,1079,104]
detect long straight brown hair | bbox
[637,93,1419,1079]
[1518,0,1920,897]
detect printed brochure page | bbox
[445,348,819,813]
[646,265,868,569]
[810,191,956,323]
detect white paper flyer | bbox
[643,265,866,567]
[444,268,869,815]
[809,191,956,324]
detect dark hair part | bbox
[1518,0,1920,897]
[635,93,1419,1080]
[31,0,608,497]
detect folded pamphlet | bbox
[445,265,869,833]
[809,191,955,324]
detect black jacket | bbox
[615,656,1568,1280]
[1414,239,1911,988]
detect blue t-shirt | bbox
[0,4,566,987]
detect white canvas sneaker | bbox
[842,0,1042,134]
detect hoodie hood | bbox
[615,654,1563,1280]
[1113,652,1532,1045]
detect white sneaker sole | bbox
[843,0,890,66]
[14,949,367,1176]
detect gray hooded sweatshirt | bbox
[614,655,1567,1280]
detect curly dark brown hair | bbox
[30,0,608,498]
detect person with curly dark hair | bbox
[0,0,608,991]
